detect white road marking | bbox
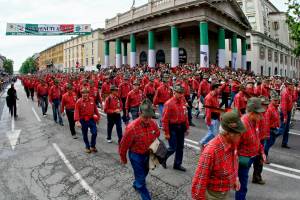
[184,138,199,145]
[52,143,101,200]
[263,167,300,180]
[0,102,9,121]
[270,163,300,174]
[290,131,300,136]
[7,117,21,150]
[186,138,300,180]
[32,107,41,122]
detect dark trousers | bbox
[264,128,279,156]
[130,106,140,121]
[129,151,151,200]
[52,99,63,124]
[24,87,30,98]
[166,124,186,167]
[80,119,97,149]
[253,143,264,181]
[29,88,34,100]
[40,95,48,115]
[229,91,237,107]
[9,100,17,117]
[220,92,229,108]
[66,109,76,136]
[121,98,129,123]
[107,113,123,143]
[235,156,257,200]
[185,96,193,124]
[279,111,292,146]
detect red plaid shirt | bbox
[49,85,62,102]
[204,91,220,126]
[61,91,78,112]
[234,91,247,115]
[162,96,189,137]
[280,88,293,120]
[238,114,264,157]
[125,89,144,110]
[74,97,100,122]
[104,94,122,114]
[192,135,238,200]
[119,117,160,163]
[258,112,270,139]
[198,79,210,98]
[266,103,280,129]
[118,81,132,98]
[144,82,155,96]
[153,83,172,105]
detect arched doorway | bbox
[139,51,147,65]
[268,67,271,76]
[274,67,278,75]
[156,50,165,64]
[179,48,187,64]
[260,66,264,76]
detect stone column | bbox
[130,34,136,68]
[148,31,155,68]
[171,26,179,68]
[115,38,122,68]
[218,28,225,69]
[104,41,109,68]
[199,22,209,68]
[241,38,247,70]
[231,33,237,70]
[123,42,127,65]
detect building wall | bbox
[38,43,64,71]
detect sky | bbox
[0,0,288,71]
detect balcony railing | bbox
[105,0,197,29]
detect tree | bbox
[286,0,300,56]
[3,59,14,74]
[19,57,36,74]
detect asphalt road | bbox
[0,81,300,200]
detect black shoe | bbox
[281,144,291,149]
[252,179,266,185]
[161,158,167,169]
[173,165,186,172]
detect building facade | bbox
[0,54,5,70]
[39,42,64,71]
[226,0,300,78]
[63,28,115,72]
[103,0,251,69]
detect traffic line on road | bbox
[53,143,101,200]
[263,167,300,180]
[32,107,41,122]
[290,131,300,136]
[270,163,300,174]
[185,138,300,180]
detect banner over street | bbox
[6,23,91,36]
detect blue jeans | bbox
[40,95,48,115]
[52,99,63,124]
[200,119,220,145]
[129,151,151,200]
[235,156,256,200]
[229,91,237,107]
[166,124,186,167]
[80,119,97,149]
[130,106,140,121]
[107,113,123,143]
[264,128,279,156]
[158,103,164,127]
[279,111,292,146]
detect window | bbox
[260,46,265,60]
[247,44,251,50]
[273,21,279,30]
[261,66,264,76]
[285,55,288,65]
[86,58,88,66]
[268,67,271,76]
[274,51,278,63]
[92,57,94,65]
[280,54,283,64]
[268,49,272,61]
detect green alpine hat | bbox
[247,97,265,113]
[140,99,155,118]
[259,96,270,105]
[133,80,140,85]
[110,85,118,91]
[66,83,73,90]
[221,110,246,134]
[173,84,184,94]
[270,90,280,101]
